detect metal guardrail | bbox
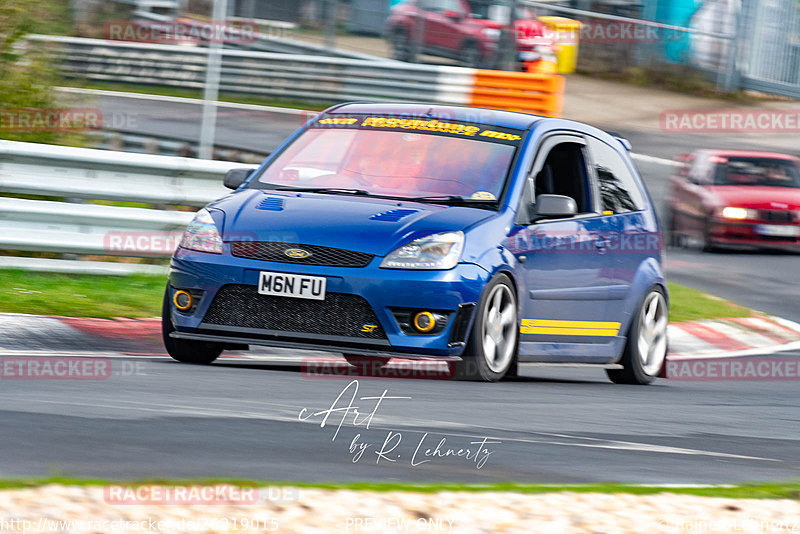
[120,10,389,61]
[0,141,251,206]
[0,140,257,274]
[28,35,565,117]
[86,129,270,163]
[55,85,307,162]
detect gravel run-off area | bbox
[1,485,799,533]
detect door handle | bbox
[595,238,608,252]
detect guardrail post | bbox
[324,0,339,50]
[198,0,229,160]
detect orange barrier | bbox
[470,70,565,117]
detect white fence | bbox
[0,141,255,274]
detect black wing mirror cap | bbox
[532,194,578,222]
[224,168,253,190]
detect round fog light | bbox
[173,290,193,311]
[413,311,436,333]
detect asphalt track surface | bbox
[4,91,795,484]
[1,351,799,483]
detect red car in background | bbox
[667,150,800,251]
[386,0,554,69]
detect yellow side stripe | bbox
[521,327,619,336]
[521,319,621,329]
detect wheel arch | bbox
[619,258,668,339]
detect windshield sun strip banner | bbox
[311,114,526,146]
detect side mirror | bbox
[224,168,253,190]
[443,9,463,21]
[532,194,578,221]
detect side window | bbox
[421,0,461,13]
[587,137,644,214]
[419,0,439,11]
[533,141,592,214]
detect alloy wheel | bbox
[481,284,517,373]
[637,291,668,376]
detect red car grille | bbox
[760,210,794,223]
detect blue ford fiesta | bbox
[163,103,668,384]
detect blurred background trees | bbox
[0,0,72,143]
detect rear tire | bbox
[606,287,668,385]
[162,287,222,364]
[454,274,518,382]
[460,41,483,68]
[666,206,680,247]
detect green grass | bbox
[0,270,755,322]
[0,477,797,499]
[667,281,753,323]
[0,270,165,318]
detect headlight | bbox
[720,207,755,220]
[482,28,501,41]
[179,208,223,254]
[380,231,464,270]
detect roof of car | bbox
[329,102,545,130]
[701,149,799,161]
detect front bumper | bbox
[709,220,800,249]
[167,248,489,357]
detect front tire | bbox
[701,220,717,252]
[606,287,668,385]
[162,287,222,364]
[390,28,415,62]
[455,275,518,381]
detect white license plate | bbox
[755,224,800,237]
[258,272,326,300]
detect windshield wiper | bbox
[404,195,498,205]
[266,187,499,206]
[271,186,370,196]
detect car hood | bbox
[208,189,494,256]
[708,186,800,210]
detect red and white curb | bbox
[2,313,800,362]
[667,316,800,360]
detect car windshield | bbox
[713,157,800,188]
[468,1,534,20]
[252,115,523,204]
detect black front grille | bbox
[230,241,373,267]
[761,210,794,223]
[203,284,385,339]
